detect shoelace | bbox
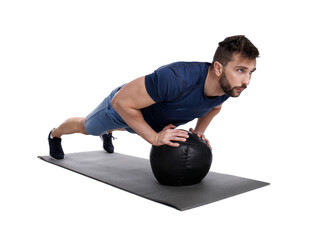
[106,134,116,141]
[104,134,116,146]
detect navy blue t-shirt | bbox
[127,62,230,133]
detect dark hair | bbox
[211,35,259,68]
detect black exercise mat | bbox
[38,151,269,211]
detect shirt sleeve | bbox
[145,64,181,103]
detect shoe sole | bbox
[49,155,65,160]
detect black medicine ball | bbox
[150,130,212,186]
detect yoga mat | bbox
[38,151,269,211]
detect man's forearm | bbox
[195,107,221,133]
[112,101,157,145]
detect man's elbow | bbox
[112,95,134,114]
[111,95,123,111]
[213,105,222,111]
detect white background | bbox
[1,0,309,239]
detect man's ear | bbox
[213,61,223,77]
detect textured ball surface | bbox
[150,131,212,186]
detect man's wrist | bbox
[150,132,158,146]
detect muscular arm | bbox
[111,76,188,146]
[189,105,222,149]
[194,105,222,134]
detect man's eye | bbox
[237,69,244,72]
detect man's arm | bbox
[194,105,222,133]
[190,105,222,149]
[111,76,188,147]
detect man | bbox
[48,35,259,160]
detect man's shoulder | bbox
[156,61,210,78]
[162,61,210,69]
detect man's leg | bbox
[48,117,88,160]
[51,117,88,138]
[48,85,128,159]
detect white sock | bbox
[50,128,55,139]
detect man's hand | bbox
[189,128,212,150]
[153,124,189,147]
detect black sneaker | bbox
[100,133,115,153]
[48,130,64,160]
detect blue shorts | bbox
[85,85,134,136]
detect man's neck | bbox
[204,67,225,97]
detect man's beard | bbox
[219,71,247,97]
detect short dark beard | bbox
[219,71,234,96]
[219,71,246,97]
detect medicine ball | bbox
[150,130,212,186]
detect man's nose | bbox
[242,74,251,86]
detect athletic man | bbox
[48,35,259,159]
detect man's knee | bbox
[78,117,88,135]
